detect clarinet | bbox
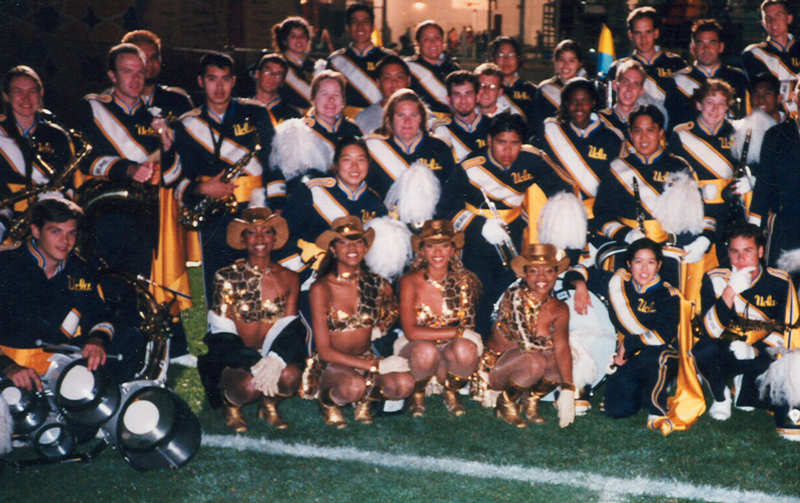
[721,129,751,245]
[480,188,518,268]
[632,176,646,235]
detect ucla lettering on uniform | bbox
[657,68,673,78]
[637,298,657,314]
[136,125,158,136]
[477,139,487,148]
[652,171,668,183]
[512,170,533,184]
[367,62,376,71]
[755,294,778,307]
[361,209,377,222]
[68,276,92,291]
[426,158,442,170]
[793,58,800,67]
[588,145,607,160]
[233,122,256,136]
[37,142,55,155]
[513,91,530,100]
[719,137,733,149]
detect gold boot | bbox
[443,373,470,416]
[257,395,289,429]
[318,389,347,428]
[354,398,374,424]
[408,378,429,417]
[220,391,248,433]
[495,380,528,428]
[522,378,558,424]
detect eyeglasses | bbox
[495,53,518,60]
[480,83,499,90]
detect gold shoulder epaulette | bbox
[238,97,267,108]
[461,156,486,169]
[84,93,113,103]
[178,108,201,121]
[306,177,337,188]
[164,85,190,98]
[0,241,22,252]
[767,267,792,281]
[674,122,693,132]
[364,132,390,141]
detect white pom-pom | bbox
[569,330,598,390]
[384,161,441,224]
[653,170,704,236]
[732,109,777,165]
[247,187,266,209]
[364,216,413,280]
[758,349,800,407]
[270,118,333,181]
[313,59,328,79]
[538,191,587,250]
[777,248,800,275]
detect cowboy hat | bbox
[511,243,570,278]
[410,219,465,253]
[226,207,289,250]
[315,215,375,252]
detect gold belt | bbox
[698,179,728,204]
[620,217,668,243]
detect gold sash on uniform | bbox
[619,217,669,243]
[198,174,262,203]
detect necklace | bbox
[336,270,359,282]
[424,271,448,290]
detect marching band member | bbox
[326,3,393,119]
[437,112,577,338]
[604,238,680,422]
[749,72,785,123]
[0,199,113,389]
[277,136,387,277]
[608,7,687,111]
[355,55,412,135]
[530,39,584,140]
[305,217,413,427]
[253,54,303,127]
[365,89,455,198]
[397,220,482,417]
[198,207,307,432]
[173,52,278,306]
[120,30,194,122]
[598,60,647,143]
[272,17,317,113]
[473,243,576,428]
[693,223,798,420]
[668,79,744,263]
[406,20,462,118]
[666,20,748,127]
[0,66,75,239]
[430,70,491,163]
[742,0,800,115]
[474,63,520,119]
[490,36,537,131]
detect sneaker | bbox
[170,354,197,367]
[709,387,732,421]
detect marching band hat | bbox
[316,216,375,251]
[226,207,289,250]
[511,243,570,278]
[411,219,465,253]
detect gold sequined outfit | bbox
[414,268,481,330]
[212,260,287,323]
[494,283,553,352]
[326,271,398,335]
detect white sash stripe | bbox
[464,165,524,208]
[539,82,561,108]
[163,157,182,185]
[284,67,312,103]
[182,116,262,176]
[640,330,663,345]
[610,158,661,213]
[366,138,410,180]
[609,272,649,335]
[89,100,149,162]
[261,316,299,356]
[279,254,307,272]
[674,73,700,98]
[309,185,348,224]
[329,54,383,104]
[267,181,286,198]
[644,77,666,102]
[544,121,600,196]
[676,129,733,179]
[433,124,470,162]
[407,62,449,106]
[91,156,118,177]
[751,47,797,81]
[496,95,523,116]
[0,133,49,184]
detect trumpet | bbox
[4,130,92,241]
[180,143,261,230]
[480,187,518,267]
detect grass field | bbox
[3,268,800,503]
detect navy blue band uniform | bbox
[275,178,387,278]
[529,76,566,141]
[598,107,634,146]
[694,265,799,408]
[429,113,492,163]
[365,132,457,199]
[281,55,317,112]
[405,54,462,116]
[742,36,800,113]
[265,97,303,127]
[173,97,278,306]
[0,113,75,232]
[437,145,577,336]
[608,48,688,105]
[666,64,748,127]
[326,43,394,113]
[503,74,538,136]
[604,269,681,417]
[141,83,194,122]
[0,240,114,375]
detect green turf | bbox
[3,267,799,503]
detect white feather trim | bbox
[247,187,266,209]
[364,216,413,280]
[777,248,800,275]
[569,329,598,390]
[384,161,441,224]
[653,170,704,235]
[0,394,11,456]
[758,349,800,407]
[537,191,587,250]
[731,109,777,165]
[269,118,333,181]
[313,59,328,79]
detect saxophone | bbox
[180,143,261,230]
[100,268,177,382]
[3,130,92,241]
[691,312,799,342]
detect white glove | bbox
[683,236,711,264]
[624,228,646,244]
[557,386,576,428]
[729,340,756,360]
[728,266,756,294]
[460,328,484,355]
[250,353,286,396]
[37,190,66,201]
[378,355,410,375]
[482,218,511,245]
[371,327,383,341]
[733,167,756,195]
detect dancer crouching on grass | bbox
[396,220,483,417]
[305,216,414,427]
[472,243,576,428]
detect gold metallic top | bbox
[414,268,481,329]
[327,270,398,334]
[494,283,553,352]
[212,260,287,324]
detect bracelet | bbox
[369,359,380,374]
[454,326,465,339]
